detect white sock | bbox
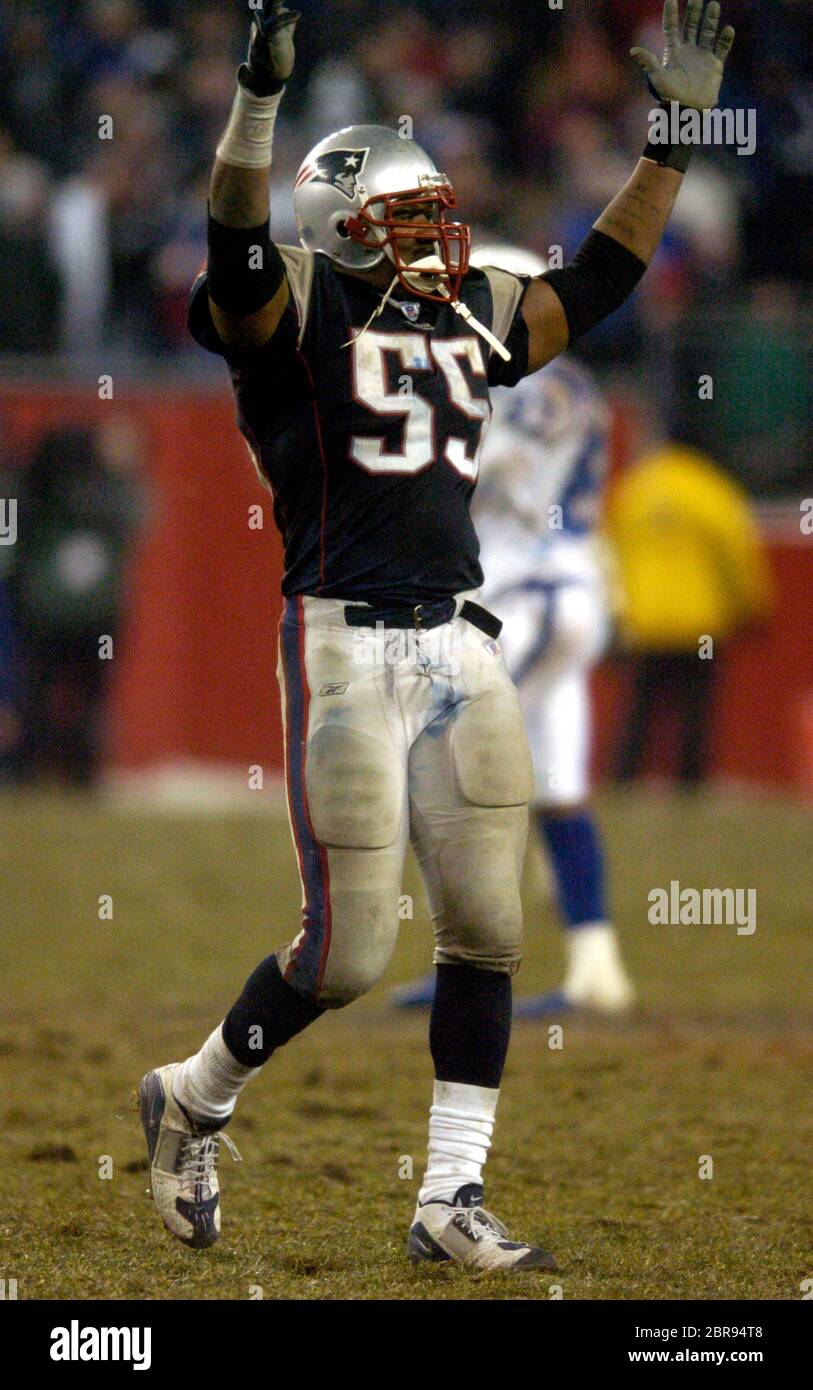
[563,922,634,1008]
[173,1024,261,1124]
[418,1080,499,1207]
[564,922,614,983]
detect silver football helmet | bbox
[293,124,470,303]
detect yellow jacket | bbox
[607,446,774,650]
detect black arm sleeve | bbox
[206,208,287,317]
[187,269,298,360]
[540,230,647,345]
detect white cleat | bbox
[514,925,636,1017]
[139,1062,240,1250]
[563,923,636,1013]
[408,1183,557,1273]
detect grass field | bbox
[1,785,812,1301]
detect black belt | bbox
[343,598,502,640]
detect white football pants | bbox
[492,580,608,807]
[274,593,533,1008]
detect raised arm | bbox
[207,2,300,351]
[521,0,735,375]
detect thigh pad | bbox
[450,688,534,808]
[305,724,403,848]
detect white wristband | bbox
[216,84,283,169]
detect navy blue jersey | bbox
[189,248,530,606]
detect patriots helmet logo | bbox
[295,147,371,202]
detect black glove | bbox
[239,1,300,97]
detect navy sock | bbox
[430,963,512,1090]
[538,810,607,928]
[222,954,324,1065]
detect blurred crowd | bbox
[1,0,812,364]
[0,0,811,495]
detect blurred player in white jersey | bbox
[394,246,635,1016]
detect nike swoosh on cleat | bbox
[175,1194,219,1249]
[407,1222,451,1263]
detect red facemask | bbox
[345,184,471,304]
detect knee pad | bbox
[305,725,403,848]
[280,844,404,1008]
[315,959,384,1009]
[433,809,526,973]
[278,920,389,1010]
[450,689,534,808]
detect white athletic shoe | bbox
[408,1183,557,1272]
[562,923,636,1012]
[139,1062,241,1249]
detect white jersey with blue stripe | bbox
[473,355,609,597]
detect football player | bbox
[393,245,635,1018]
[140,1,734,1272]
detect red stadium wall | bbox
[2,384,812,791]
[0,383,285,776]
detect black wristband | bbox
[207,210,287,317]
[643,101,694,174]
[541,230,647,344]
[237,62,286,98]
